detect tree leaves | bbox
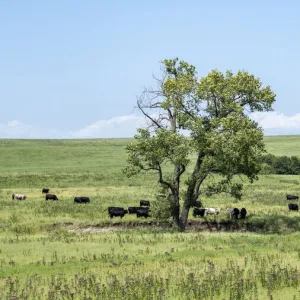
[123,58,276,229]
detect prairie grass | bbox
[0,137,300,299]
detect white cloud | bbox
[250,111,300,129]
[250,111,300,135]
[1,112,300,138]
[0,120,66,139]
[7,120,22,127]
[70,115,144,138]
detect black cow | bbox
[240,208,247,219]
[193,208,206,217]
[107,206,123,214]
[232,208,240,219]
[136,208,150,218]
[128,206,141,214]
[45,193,59,201]
[140,200,150,207]
[286,194,299,200]
[107,207,128,218]
[42,188,50,194]
[74,197,90,203]
[288,203,299,211]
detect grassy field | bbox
[0,136,300,299]
[264,135,300,156]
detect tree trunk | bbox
[171,162,182,229]
[179,153,204,230]
[169,187,181,229]
[179,204,190,230]
[172,202,181,229]
[179,181,196,230]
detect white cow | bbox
[12,194,27,200]
[205,208,220,216]
[226,208,233,218]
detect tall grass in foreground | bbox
[1,230,300,299]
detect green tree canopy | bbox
[124,58,276,230]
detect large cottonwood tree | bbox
[124,58,276,230]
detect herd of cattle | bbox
[192,207,247,219]
[10,189,300,219]
[108,200,151,218]
[11,188,151,219]
[12,188,89,203]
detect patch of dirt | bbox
[68,226,121,234]
[64,220,250,234]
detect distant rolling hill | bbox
[0,136,299,174]
[0,136,298,188]
[264,135,300,156]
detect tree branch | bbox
[158,164,175,194]
[194,174,207,199]
[137,98,163,129]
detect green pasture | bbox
[0,136,299,189]
[0,137,300,299]
[264,135,300,156]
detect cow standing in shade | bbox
[136,208,150,218]
[205,208,220,216]
[42,188,50,194]
[193,208,206,217]
[226,208,233,218]
[226,208,239,219]
[240,208,247,219]
[232,208,240,219]
[45,194,59,201]
[140,200,150,207]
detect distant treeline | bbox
[259,154,300,175]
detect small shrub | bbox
[151,195,173,221]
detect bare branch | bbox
[137,98,163,129]
[141,167,159,172]
[178,164,186,177]
[194,174,207,199]
[158,164,175,194]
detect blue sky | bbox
[0,0,300,138]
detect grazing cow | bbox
[288,203,299,211]
[45,193,59,201]
[286,194,299,200]
[107,206,123,212]
[240,208,247,219]
[12,194,27,200]
[140,200,150,207]
[136,208,150,218]
[107,207,128,218]
[128,206,141,214]
[74,197,90,203]
[42,188,50,194]
[205,208,220,216]
[193,208,206,217]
